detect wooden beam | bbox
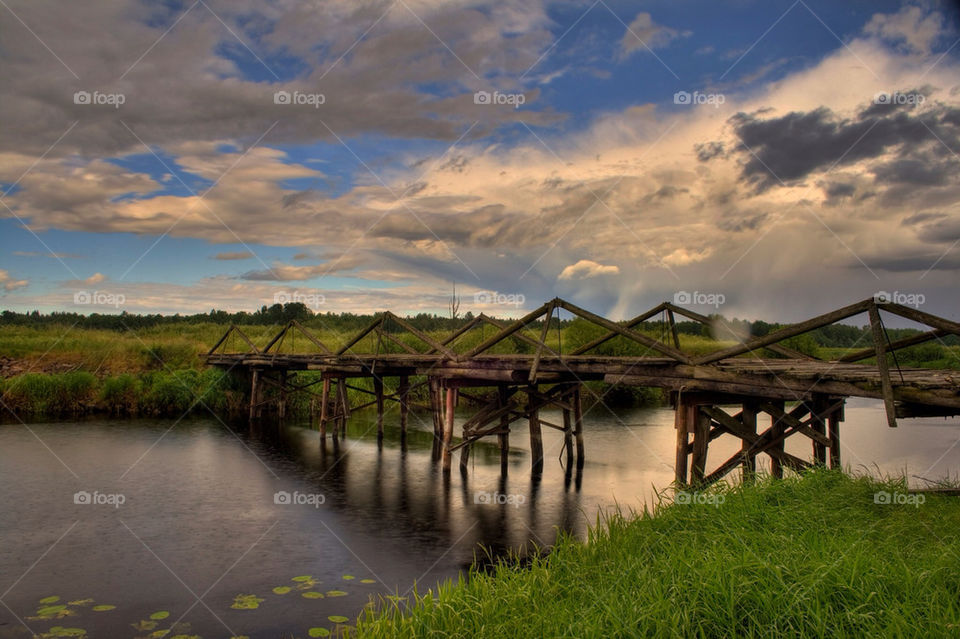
[693,299,872,365]
[881,303,960,338]
[528,301,556,383]
[557,299,691,363]
[741,401,758,483]
[335,315,384,356]
[442,386,456,472]
[869,304,898,428]
[385,312,458,359]
[573,385,584,470]
[690,407,711,485]
[462,302,553,360]
[674,399,690,485]
[570,303,667,355]
[528,384,543,476]
[837,328,948,362]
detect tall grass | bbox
[355,471,960,638]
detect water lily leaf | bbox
[341,575,355,580]
[149,611,170,620]
[68,599,94,606]
[131,619,158,631]
[147,631,170,638]
[307,629,330,638]
[359,579,376,584]
[91,605,116,611]
[325,590,347,597]
[328,615,349,623]
[39,596,61,604]
[230,594,264,610]
[272,586,291,595]
[31,604,72,620]
[291,575,313,582]
[302,591,324,599]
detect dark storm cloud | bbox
[725,101,960,192]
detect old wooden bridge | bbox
[206,298,960,486]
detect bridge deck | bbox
[206,353,960,408]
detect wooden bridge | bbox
[206,298,960,486]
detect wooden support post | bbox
[399,375,409,438]
[573,385,585,470]
[441,385,456,472]
[674,396,689,486]
[528,384,543,476]
[374,377,384,441]
[562,398,574,470]
[769,400,785,479]
[828,400,843,469]
[869,304,898,428]
[690,406,710,485]
[278,371,287,420]
[249,369,261,421]
[429,378,442,439]
[497,384,510,473]
[741,400,758,483]
[811,395,828,465]
[319,377,330,440]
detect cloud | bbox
[0,270,28,291]
[620,12,686,56]
[82,273,106,285]
[214,251,254,260]
[864,4,946,54]
[558,259,620,280]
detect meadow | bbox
[355,470,960,638]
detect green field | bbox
[355,471,960,638]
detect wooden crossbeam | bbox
[868,303,898,428]
[336,315,384,356]
[528,301,556,383]
[693,299,872,365]
[462,302,553,359]
[206,325,260,356]
[557,299,691,363]
[570,303,667,355]
[385,312,458,359]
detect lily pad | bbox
[291,575,313,582]
[325,590,347,597]
[39,596,61,604]
[31,604,72,620]
[272,586,292,595]
[131,619,158,631]
[301,591,324,599]
[230,593,265,610]
[328,615,349,623]
[91,605,116,612]
[359,579,376,584]
[68,599,94,606]
[307,629,330,638]
[147,631,170,638]
[149,611,170,620]
[341,575,355,580]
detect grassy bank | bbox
[356,471,960,638]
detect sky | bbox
[1,0,960,322]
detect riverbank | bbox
[355,471,960,638]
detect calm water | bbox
[2,399,959,638]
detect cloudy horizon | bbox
[2,0,960,324]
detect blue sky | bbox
[1,0,958,320]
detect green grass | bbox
[355,471,960,638]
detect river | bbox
[1,398,958,638]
